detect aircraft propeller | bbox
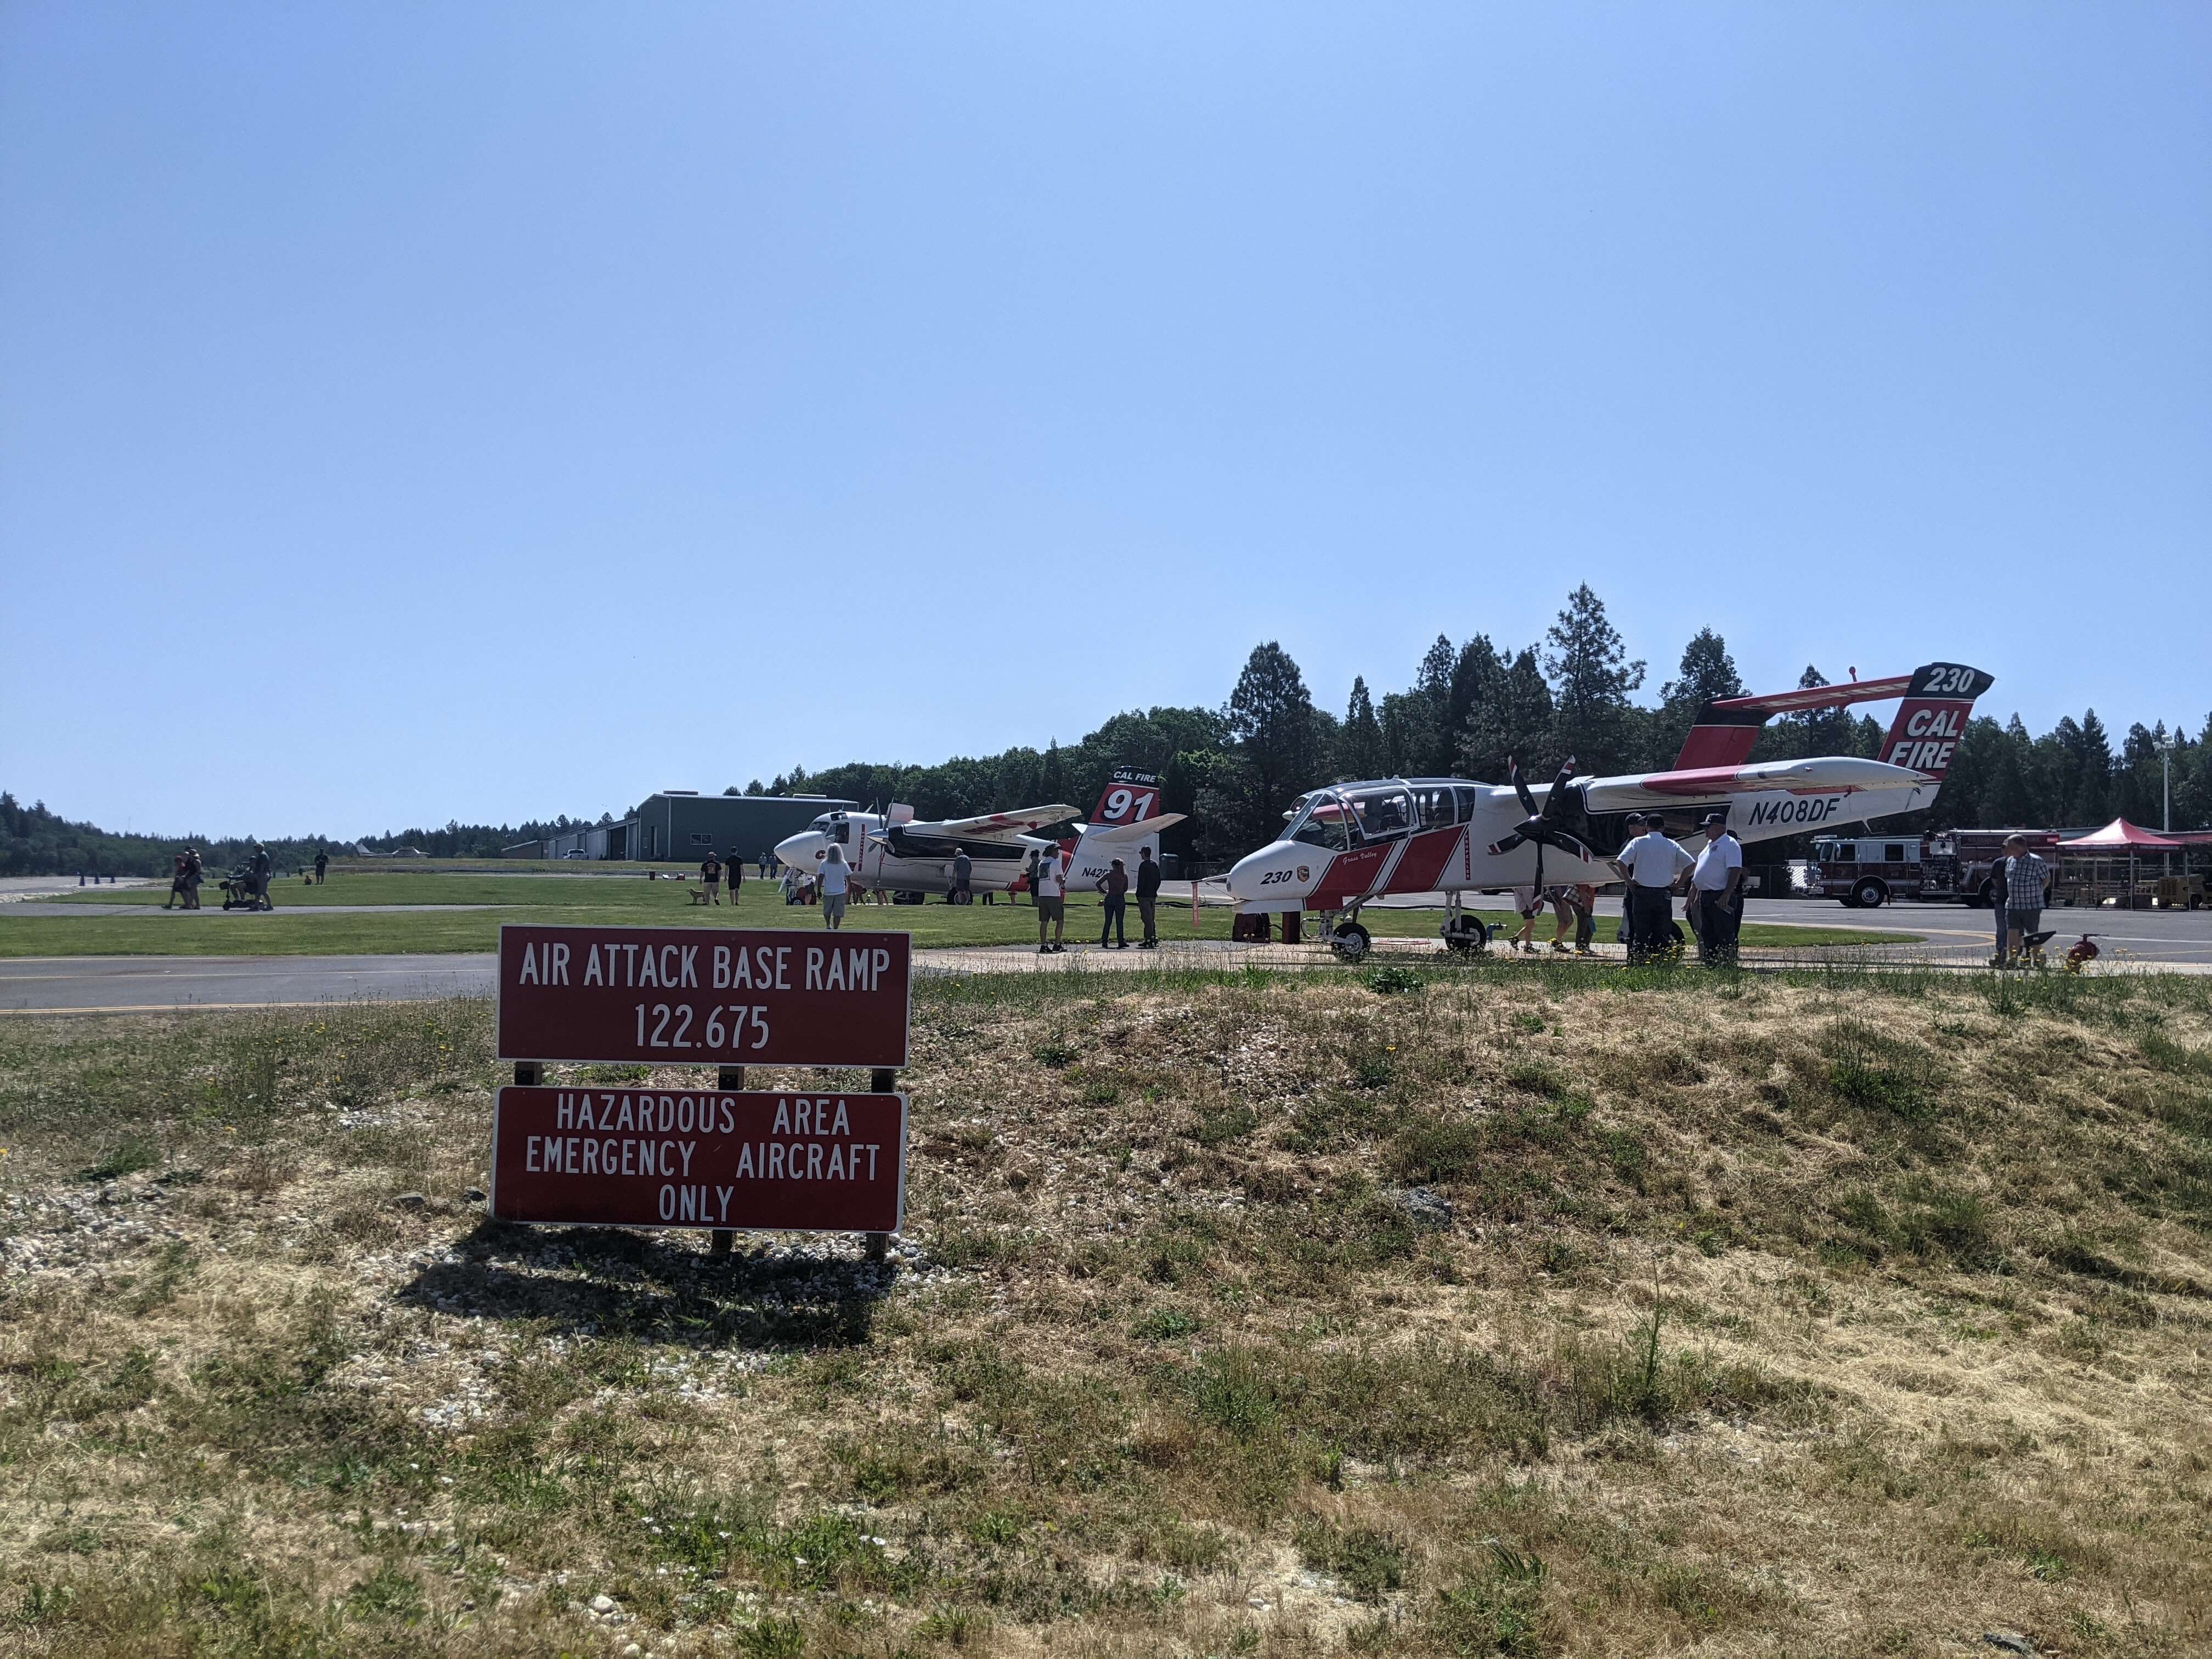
[1486,755,1593,893]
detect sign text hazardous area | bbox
[491,1087,906,1233]
[496,926,910,1067]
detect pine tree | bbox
[1542,585,1645,776]
[1652,628,1745,765]
[1340,678,1386,780]
[1226,641,1322,825]
[1458,647,1554,781]
[1446,637,1506,771]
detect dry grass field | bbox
[2,962,2208,1657]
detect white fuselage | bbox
[773,815,1047,896]
[1224,757,1943,911]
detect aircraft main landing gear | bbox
[1322,909,1373,963]
[1442,893,1490,955]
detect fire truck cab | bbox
[1809,836,1923,908]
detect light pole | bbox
[2156,734,2174,833]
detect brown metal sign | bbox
[496,925,911,1068]
[490,1085,907,1233]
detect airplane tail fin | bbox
[1878,663,1995,782]
[1089,768,1164,827]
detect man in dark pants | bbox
[1687,811,1743,966]
[1135,845,1162,947]
[1612,814,1690,963]
[1099,856,1131,947]
[726,848,743,904]
[952,848,973,904]
[313,848,328,884]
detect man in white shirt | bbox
[1611,812,1694,963]
[1031,845,1066,954]
[817,845,851,930]
[1688,811,1745,966]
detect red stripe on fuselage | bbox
[1388,827,1462,894]
[1310,844,1389,909]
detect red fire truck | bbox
[1809,829,2063,907]
[1808,834,1927,907]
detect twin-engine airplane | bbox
[1224,661,1994,960]
[772,768,1182,899]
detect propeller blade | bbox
[1486,831,1529,857]
[1508,758,1538,821]
[1533,830,1594,862]
[1541,758,1578,820]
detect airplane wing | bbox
[927,804,1084,840]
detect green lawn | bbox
[1,876,1909,958]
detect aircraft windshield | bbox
[1284,792,1354,852]
[1344,786,1415,841]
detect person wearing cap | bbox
[700,849,724,905]
[1688,811,1744,966]
[1611,813,1692,964]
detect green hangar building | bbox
[540,791,858,864]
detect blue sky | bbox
[3,3,2206,838]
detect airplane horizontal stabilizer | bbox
[1079,815,1185,843]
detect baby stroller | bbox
[219,864,272,911]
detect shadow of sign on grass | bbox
[394,1220,898,1350]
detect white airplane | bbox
[1224,661,1995,959]
[772,769,1183,899]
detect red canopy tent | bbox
[2058,819,2184,908]
[2059,819,2183,851]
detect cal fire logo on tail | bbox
[1088,768,1161,826]
[1064,767,1184,891]
[1880,662,1994,778]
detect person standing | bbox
[1135,845,1162,947]
[701,850,723,905]
[952,847,973,905]
[1544,885,1579,955]
[182,847,204,910]
[727,848,743,905]
[1985,852,2011,967]
[1508,885,1541,953]
[1571,882,1598,953]
[249,842,274,911]
[165,851,189,909]
[1612,814,1691,964]
[1099,856,1131,948]
[819,844,851,930]
[1031,846,1066,953]
[313,848,329,885]
[2000,833,2050,966]
[1688,812,1744,966]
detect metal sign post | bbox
[494,926,911,1261]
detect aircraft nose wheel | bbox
[1328,922,1372,963]
[1442,915,1491,955]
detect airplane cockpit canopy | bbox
[1280,779,1494,849]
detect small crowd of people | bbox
[1609,810,1744,967]
[162,841,311,912]
[1026,844,1161,953]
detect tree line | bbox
[0,796,599,879]
[7,585,2204,874]
[757,584,2209,861]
